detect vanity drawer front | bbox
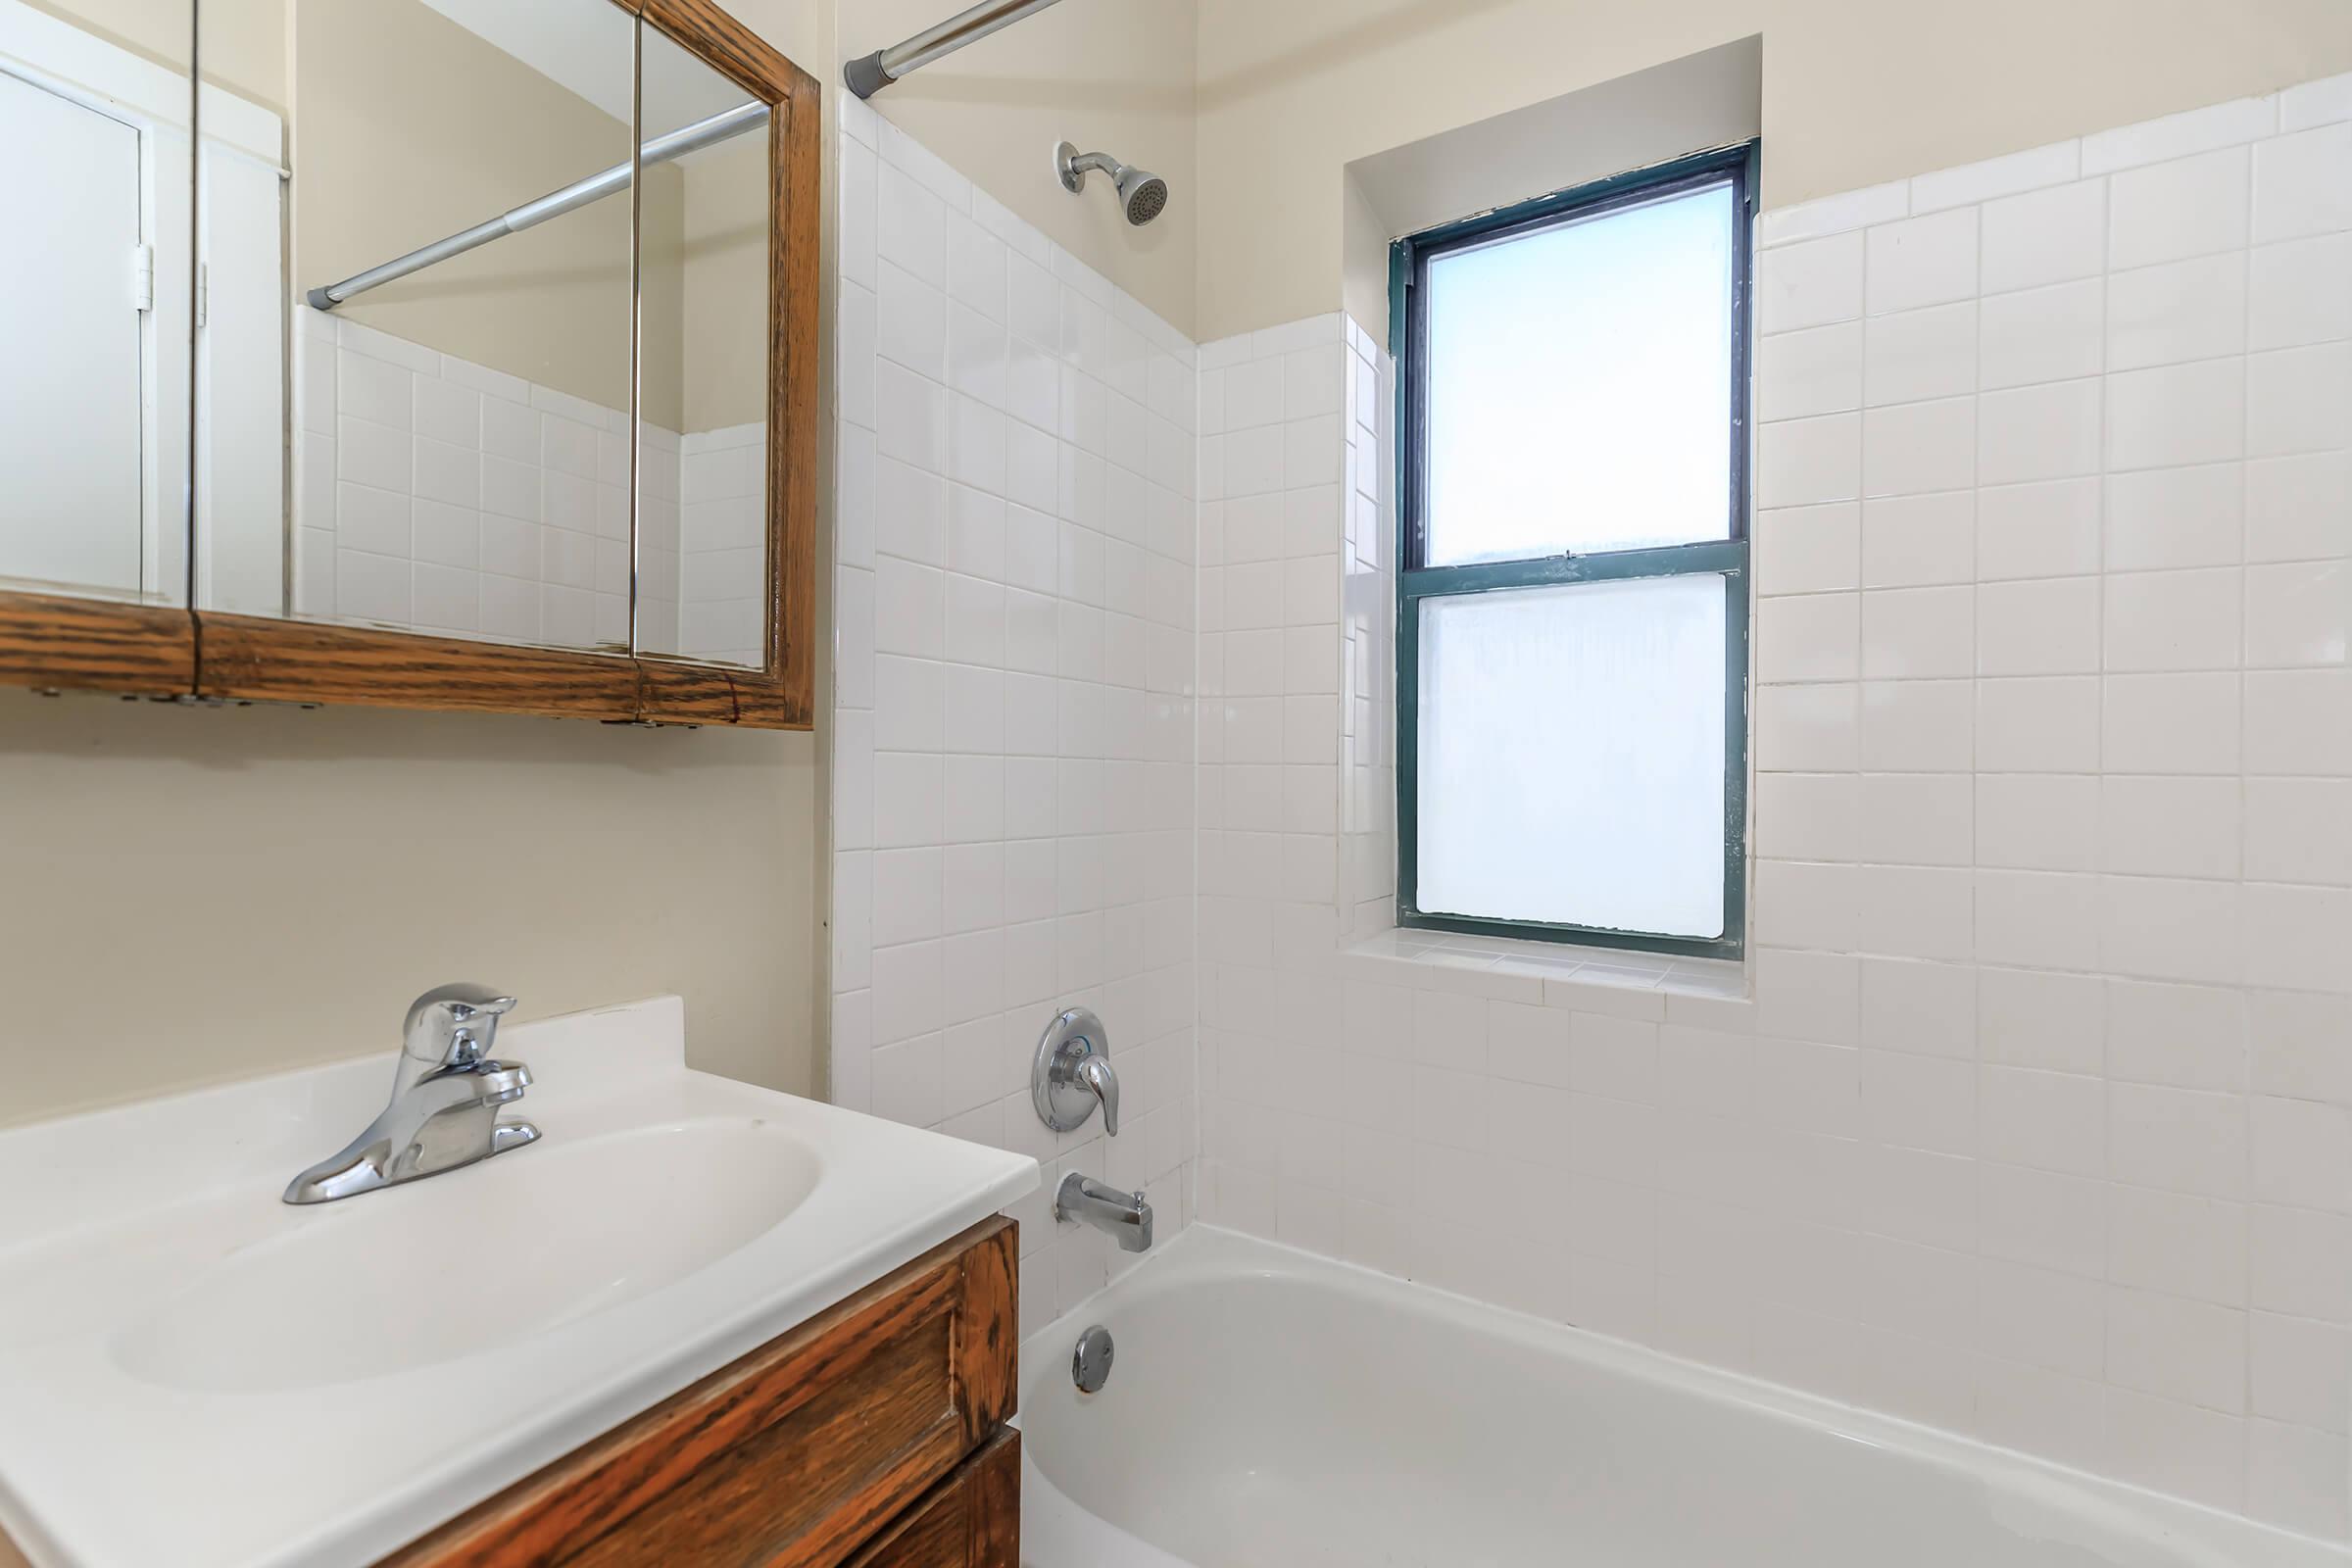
[385,1216,1017,1568]
[843,1429,1018,1568]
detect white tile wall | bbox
[1180,72,2352,1544]
[827,96,1200,1339]
[291,305,761,660]
[1192,313,1397,1259]
[821,68,2352,1544]
[678,421,767,666]
[1739,79,2352,1537]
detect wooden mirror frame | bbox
[0,0,817,729]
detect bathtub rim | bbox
[1017,1223,2351,1568]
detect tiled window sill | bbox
[1337,927,1750,1024]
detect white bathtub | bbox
[1018,1228,2346,1568]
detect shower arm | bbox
[845,0,1066,99]
[305,100,768,312]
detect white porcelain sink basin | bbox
[0,997,1037,1568]
[111,1118,824,1393]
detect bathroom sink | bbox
[111,1118,824,1393]
[0,997,1038,1568]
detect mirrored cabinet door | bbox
[2,0,811,723]
[635,16,770,669]
[198,0,637,651]
[0,0,194,608]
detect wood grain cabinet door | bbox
[842,1430,1019,1568]
[386,1217,1016,1568]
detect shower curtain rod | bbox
[845,0,1066,98]
[306,100,769,312]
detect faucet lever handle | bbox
[1075,1054,1119,1138]
[403,983,518,1069]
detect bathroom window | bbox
[1395,146,1753,958]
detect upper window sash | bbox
[1401,142,1759,575]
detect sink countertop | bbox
[0,996,1039,1568]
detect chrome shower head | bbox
[1055,141,1169,227]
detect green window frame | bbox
[1392,143,1756,960]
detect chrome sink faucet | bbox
[282,984,540,1204]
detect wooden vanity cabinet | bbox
[384,1216,1019,1568]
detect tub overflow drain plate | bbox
[1073,1324,1114,1393]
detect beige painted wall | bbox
[643,136,770,438]
[0,691,819,1126]
[844,0,1198,334]
[1196,0,2352,341]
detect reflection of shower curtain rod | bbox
[306,100,768,311]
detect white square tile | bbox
[2253,122,2352,244]
[1979,1062,2105,1175]
[2110,147,2252,270]
[2244,781,2352,914]
[2105,464,2244,571]
[2107,253,2248,370]
[1862,398,1975,497]
[1980,379,2103,486]
[1983,180,2108,295]
[1758,321,1864,420]
[1758,414,1862,508]
[2247,344,2352,458]
[1977,773,2099,871]
[2103,567,2243,671]
[1976,478,2103,581]
[1858,678,1974,771]
[1858,773,1974,867]
[1866,209,1979,316]
[1758,230,1866,333]
[1757,503,1861,596]
[1755,684,1859,772]
[1978,675,2102,772]
[2245,561,2351,668]
[2101,776,2241,879]
[1976,575,2107,676]
[2249,232,2352,352]
[1865,304,1976,406]
[2107,360,2247,471]
[2247,452,2352,564]
[1862,492,1972,588]
[2244,668,2352,776]
[1979,280,2105,391]
[2106,1287,2247,1412]
[335,548,410,624]
[1757,593,1860,683]
[2112,1081,2248,1198]
[877,164,947,287]
[2104,672,2242,774]
[1755,772,1859,862]
[1862,585,1975,679]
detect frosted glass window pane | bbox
[1424,183,1735,566]
[1417,575,1727,938]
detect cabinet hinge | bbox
[131,243,154,313]
[196,263,209,328]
